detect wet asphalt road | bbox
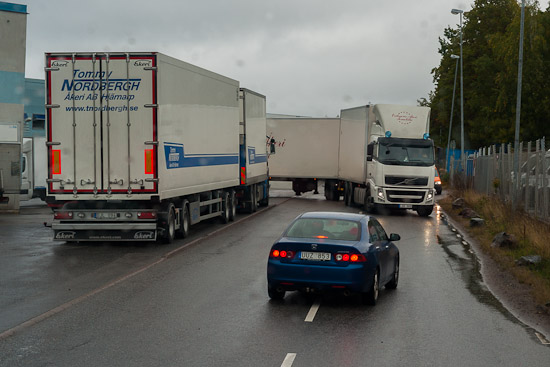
[1,193,550,366]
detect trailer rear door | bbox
[46,53,158,198]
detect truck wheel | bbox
[160,203,176,244]
[220,192,230,224]
[259,184,269,207]
[229,191,236,221]
[364,189,375,213]
[325,182,334,201]
[176,200,190,238]
[416,206,433,217]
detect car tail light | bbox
[271,249,295,259]
[335,253,366,262]
[315,235,328,239]
[137,212,157,219]
[54,211,73,220]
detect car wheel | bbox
[362,269,379,306]
[268,285,285,300]
[386,257,399,290]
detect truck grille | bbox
[385,176,428,186]
[386,190,425,203]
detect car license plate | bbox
[399,204,412,209]
[301,252,331,261]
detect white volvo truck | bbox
[339,104,435,217]
[45,52,268,242]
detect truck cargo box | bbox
[45,52,240,201]
[266,117,340,180]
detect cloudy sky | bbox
[19,0,548,117]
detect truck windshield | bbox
[377,137,434,167]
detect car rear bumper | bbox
[267,260,373,293]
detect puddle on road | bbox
[435,209,547,343]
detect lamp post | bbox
[446,54,460,173]
[512,0,525,208]
[451,8,464,173]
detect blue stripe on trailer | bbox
[164,143,238,169]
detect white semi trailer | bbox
[45,52,268,242]
[266,117,342,200]
[339,104,435,216]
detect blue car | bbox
[267,211,400,305]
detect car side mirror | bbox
[389,233,400,241]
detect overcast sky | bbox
[20,0,549,117]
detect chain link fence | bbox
[451,137,549,222]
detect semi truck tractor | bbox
[266,117,342,200]
[339,104,435,217]
[45,52,268,242]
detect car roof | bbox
[298,211,367,222]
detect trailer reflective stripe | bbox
[240,167,246,185]
[144,149,154,174]
[52,149,61,174]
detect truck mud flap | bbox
[53,229,157,241]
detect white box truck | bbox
[339,104,435,216]
[0,122,22,208]
[266,117,342,199]
[20,136,48,201]
[45,52,268,242]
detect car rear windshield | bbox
[285,218,361,241]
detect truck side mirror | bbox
[367,142,374,161]
[270,138,276,154]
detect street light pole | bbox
[452,8,465,173]
[446,54,460,172]
[512,0,525,208]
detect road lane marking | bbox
[281,353,297,367]
[0,198,293,340]
[535,332,550,345]
[305,299,321,322]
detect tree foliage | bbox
[428,0,550,149]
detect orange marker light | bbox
[52,149,61,174]
[144,149,154,174]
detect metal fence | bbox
[452,137,550,222]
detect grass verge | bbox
[438,189,550,312]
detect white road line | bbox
[281,353,297,367]
[305,299,321,322]
[535,332,550,345]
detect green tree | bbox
[427,0,549,149]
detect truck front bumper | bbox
[371,186,435,208]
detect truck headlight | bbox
[426,190,434,201]
[377,188,385,201]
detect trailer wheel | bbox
[251,187,258,212]
[220,192,230,223]
[229,191,236,221]
[259,184,269,207]
[176,200,190,238]
[160,203,176,244]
